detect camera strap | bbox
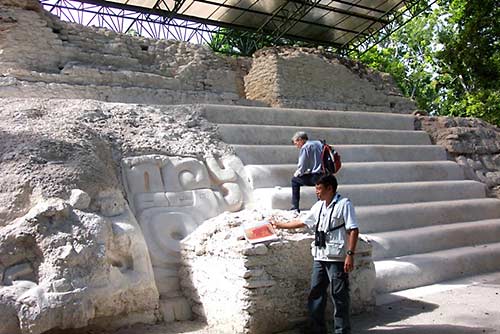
[315,199,344,236]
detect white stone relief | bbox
[121,154,244,322]
[205,155,238,184]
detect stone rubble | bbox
[417,116,500,198]
[179,210,375,334]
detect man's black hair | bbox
[316,174,338,193]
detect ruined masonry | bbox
[1,1,500,334]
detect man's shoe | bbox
[289,207,300,213]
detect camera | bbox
[314,231,326,248]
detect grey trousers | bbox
[307,261,351,334]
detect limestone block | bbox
[124,156,165,194]
[486,171,500,185]
[0,299,20,334]
[481,155,497,171]
[205,156,237,184]
[134,192,170,212]
[179,210,376,333]
[467,158,483,171]
[139,209,199,267]
[95,189,126,217]
[153,267,181,297]
[349,237,376,313]
[164,191,195,208]
[217,182,243,212]
[69,189,90,210]
[162,157,210,191]
[245,47,414,113]
[160,297,192,322]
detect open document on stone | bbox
[243,220,279,244]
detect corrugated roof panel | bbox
[78,0,408,46]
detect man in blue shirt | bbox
[291,131,324,212]
[272,174,359,334]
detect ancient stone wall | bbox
[0,97,236,332]
[179,210,375,334]
[0,0,257,106]
[417,116,500,198]
[245,47,416,113]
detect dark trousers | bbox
[308,261,351,334]
[291,173,323,210]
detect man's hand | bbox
[344,254,354,273]
[270,218,306,230]
[270,219,283,229]
[293,170,301,177]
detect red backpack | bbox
[320,140,342,174]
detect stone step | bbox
[58,65,179,89]
[62,46,141,69]
[232,144,448,165]
[356,198,500,233]
[250,180,486,209]
[370,218,500,260]
[217,124,431,145]
[201,104,415,130]
[244,161,465,188]
[374,242,500,293]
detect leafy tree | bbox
[437,0,500,124]
[354,0,500,125]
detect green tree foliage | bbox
[354,0,500,125]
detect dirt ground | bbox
[46,271,500,334]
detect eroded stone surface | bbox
[0,96,236,332]
[417,116,500,198]
[245,47,416,113]
[0,98,230,226]
[0,0,255,106]
[0,197,159,334]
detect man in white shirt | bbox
[291,131,324,212]
[271,174,359,334]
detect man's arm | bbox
[295,146,308,176]
[344,228,359,273]
[271,219,306,230]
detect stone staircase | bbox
[202,104,500,294]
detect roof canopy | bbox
[80,0,412,48]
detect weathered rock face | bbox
[0,98,229,225]
[179,210,375,334]
[0,197,159,334]
[417,116,500,198]
[0,0,255,106]
[0,97,232,332]
[244,47,416,113]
